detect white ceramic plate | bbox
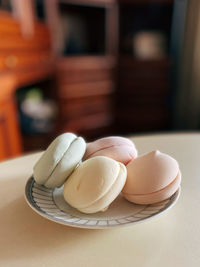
[25,176,180,229]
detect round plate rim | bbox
[25,176,181,229]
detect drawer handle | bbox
[5,55,18,68]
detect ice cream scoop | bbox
[33,133,86,189]
[122,150,181,204]
[63,156,127,214]
[83,136,137,165]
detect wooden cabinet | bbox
[116,57,172,133]
[0,10,52,71]
[115,1,174,134]
[45,0,175,138]
[56,56,115,139]
[45,1,118,140]
[0,75,22,160]
[0,97,22,160]
[0,2,54,160]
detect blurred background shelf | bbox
[0,0,189,160]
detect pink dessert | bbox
[83,136,137,165]
[122,150,181,204]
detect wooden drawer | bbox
[58,80,114,99]
[116,106,169,132]
[118,58,171,87]
[118,81,169,96]
[59,112,113,132]
[59,96,113,119]
[117,106,169,120]
[0,51,52,71]
[119,66,170,81]
[119,57,171,71]
[116,94,169,108]
[119,71,169,87]
[57,68,114,84]
[57,56,115,71]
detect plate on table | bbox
[25,176,180,229]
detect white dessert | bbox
[63,156,127,214]
[33,133,86,189]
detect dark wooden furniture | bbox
[0,2,54,160]
[45,0,175,139]
[0,0,177,160]
[116,57,172,133]
[55,56,115,138]
[45,0,118,140]
[115,0,174,134]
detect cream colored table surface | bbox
[1,133,200,267]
